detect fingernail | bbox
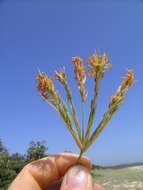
[63,165,92,190]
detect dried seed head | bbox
[36,70,58,106]
[109,95,123,108]
[72,56,87,101]
[86,50,112,79]
[123,68,134,88]
[36,70,54,93]
[109,69,134,109]
[54,67,66,85]
[72,57,86,84]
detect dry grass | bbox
[91,165,143,190]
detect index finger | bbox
[8,152,91,190]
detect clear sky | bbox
[0,0,143,166]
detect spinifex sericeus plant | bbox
[36,50,134,163]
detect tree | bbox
[0,139,8,156]
[8,153,26,174]
[0,138,9,168]
[0,139,48,190]
[26,140,48,161]
[0,139,13,190]
[0,139,26,190]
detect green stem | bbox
[57,105,82,150]
[77,150,84,164]
[84,78,100,145]
[82,101,84,143]
[64,83,82,142]
[84,106,117,152]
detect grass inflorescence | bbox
[36,49,134,163]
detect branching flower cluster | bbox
[36,50,134,162]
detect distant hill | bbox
[92,164,105,169]
[92,162,143,169]
[107,162,143,169]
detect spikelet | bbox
[54,67,66,85]
[36,70,58,106]
[86,50,112,79]
[109,69,134,110]
[72,57,88,102]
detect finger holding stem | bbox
[77,150,84,164]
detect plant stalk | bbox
[82,101,84,143]
[77,150,84,164]
[84,78,100,145]
[84,107,117,152]
[57,105,83,150]
[64,83,82,142]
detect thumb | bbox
[60,165,93,190]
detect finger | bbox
[47,180,104,190]
[93,183,104,190]
[46,179,62,190]
[8,152,91,190]
[60,165,93,190]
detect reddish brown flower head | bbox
[36,70,54,94]
[54,67,66,85]
[109,95,123,107]
[123,68,134,88]
[109,69,134,109]
[36,70,56,104]
[86,50,112,79]
[72,57,86,84]
[72,57,87,101]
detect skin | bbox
[8,153,103,190]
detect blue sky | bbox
[0,0,143,166]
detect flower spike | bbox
[72,57,87,102]
[86,50,112,79]
[36,49,134,163]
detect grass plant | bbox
[36,49,134,163]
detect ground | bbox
[91,165,143,190]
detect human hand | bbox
[8,153,103,190]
